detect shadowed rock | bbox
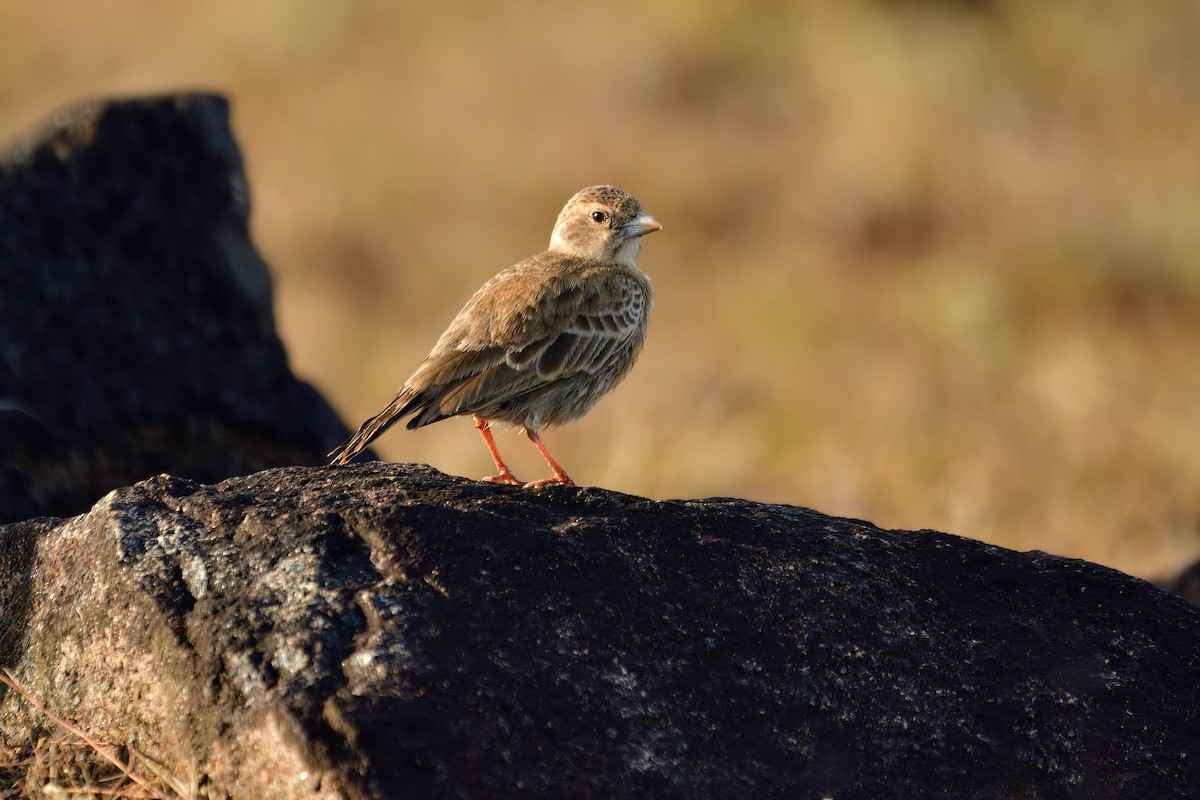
[1160,558,1200,606]
[1,463,1197,799]
[0,94,353,523]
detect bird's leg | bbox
[523,429,576,488]
[474,417,523,485]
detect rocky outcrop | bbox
[0,94,353,524]
[2,462,1197,799]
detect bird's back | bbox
[402,253,653,430]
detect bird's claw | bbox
[523,476,576,489]
[481,470,523,486]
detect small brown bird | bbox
[329,185,661,488]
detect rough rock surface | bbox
[2,462,1197,799]
[0,94,353,524]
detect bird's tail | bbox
[328,389,416,465]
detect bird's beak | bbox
[623,212,663,239]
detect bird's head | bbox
[548,185,662,267]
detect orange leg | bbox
[474,417,522,485]
[524,429,575,488]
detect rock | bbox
[0,94,354,524]
[1160,558,1200,606]
[2,463,1197,799]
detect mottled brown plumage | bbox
[329,185,661,487]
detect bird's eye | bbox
[590,210,608,224]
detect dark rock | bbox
[1,462,1197,799]
[1159,558,1200,606]
[0,94,354,524]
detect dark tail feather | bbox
[328,390,417,465]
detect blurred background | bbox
[3,1,1198,579]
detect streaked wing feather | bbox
[531,275,645,382]
[406,346,506,393]
[433,363,544,420]
[505,336,554,369]
[407,268,647,425]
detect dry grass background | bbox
[2,1,1199,579]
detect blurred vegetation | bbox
[3,1,1198,578]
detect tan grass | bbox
[0,671,191,800]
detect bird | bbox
[329,185,662,488]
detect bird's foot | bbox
[523,475,576,489]
[481,469,523,486]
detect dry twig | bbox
[0,670,166,799]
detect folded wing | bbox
[405,269,648,427]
